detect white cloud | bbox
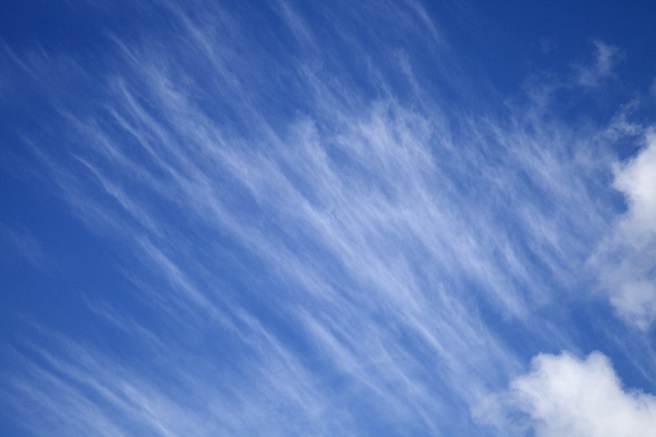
[475,351,656,437]
[613,131,656,243]
[593,131,656,329]
[610,280,656,330]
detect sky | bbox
[1,1,656,436]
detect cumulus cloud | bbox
[613,131,656,242]
[475,351,656,437]
[593,131,656,329]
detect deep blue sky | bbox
[2,1,656,436]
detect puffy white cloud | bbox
[594,132,656,329]
[613,131,656,243]
[476,351,656,437]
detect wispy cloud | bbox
[2,1,655,435]
[576,40,622,88]
[0,225,48,269]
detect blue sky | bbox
[2,1,656,435]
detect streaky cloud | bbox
[1,1,656,435]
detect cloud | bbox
[576,40,622,88]
[475,351,656,437]
[0,225,48,268]
[3,1,656,435]
[2,3,531,433]
[592,131,656,329]
[613,131,656,241]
